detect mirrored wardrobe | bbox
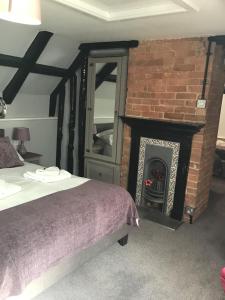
[84,51,128,184]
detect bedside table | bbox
[21,152,42,165]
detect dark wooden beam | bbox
[3,31,53,104]
[0,53,67,77]
[49,51,87,116]
[78,56,88,177]
[49,93,58,117]
[208,35,225,45]
[0,54,21,68]
[105,74,117,83]
[33,64,67,77]
[67,75,77,173]
[79,40,139,52]
[51,52,86,97]
[95,63,117,89]
[56,86,65,168]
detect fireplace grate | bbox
[142,158,167,207]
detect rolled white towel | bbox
[24,169,71,183]
[0,180,22,199]
[36,167,60,176]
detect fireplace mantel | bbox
[122,116,204,222]
[121,116,205,134]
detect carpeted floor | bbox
[35,179,225,300]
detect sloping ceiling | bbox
[0,22,79,95]
[0,0,224,95]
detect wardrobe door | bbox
[85,57,123,163]
[84,53,128,184]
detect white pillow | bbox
[96,129,113,146]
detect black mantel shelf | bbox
[120,116,205,134]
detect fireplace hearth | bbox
[122,117,204,227]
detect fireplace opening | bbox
[142,158,168,212]
[136,138,179,217]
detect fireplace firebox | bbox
[137,137,180,216]
[143,157,167,207]
[122,117,204,225]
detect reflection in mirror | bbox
[92,62,117,157]
[0,98,7,119]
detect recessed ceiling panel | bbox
[52,0,199,21]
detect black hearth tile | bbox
[138,207,183,230]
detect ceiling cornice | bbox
[52,0,199,22]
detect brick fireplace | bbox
[120,37,225,222]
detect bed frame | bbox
[1,129,130,300]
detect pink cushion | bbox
[0,137,24,168]
[220,268,225,292]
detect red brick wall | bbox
[191,45,225,220]
[121,38,225,221]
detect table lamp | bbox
[13,127,30,155]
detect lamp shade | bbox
[0,0,41,25]
[13,127,30,141]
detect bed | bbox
[0,133,138,300]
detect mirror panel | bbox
[92,62,117,157]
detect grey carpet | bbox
[35,179,225,300]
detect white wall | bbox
[6,94,50,118]
[1,93,57,167]
[218,94,225,139]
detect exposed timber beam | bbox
[49,51,87,116]
[105,74,117,83]
[0,53,67,77]
[208,35,225,45]
[33,64,66,77]
[51,52,86,97]
[79,40,139,52]
[95,63,117,90]
[3,31,53,104]
[56,86,66,168]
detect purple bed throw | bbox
[0,180,138,299]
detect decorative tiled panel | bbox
[136,137,180,216]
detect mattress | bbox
[0,162,89,211]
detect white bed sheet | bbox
[0,162,89,211]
